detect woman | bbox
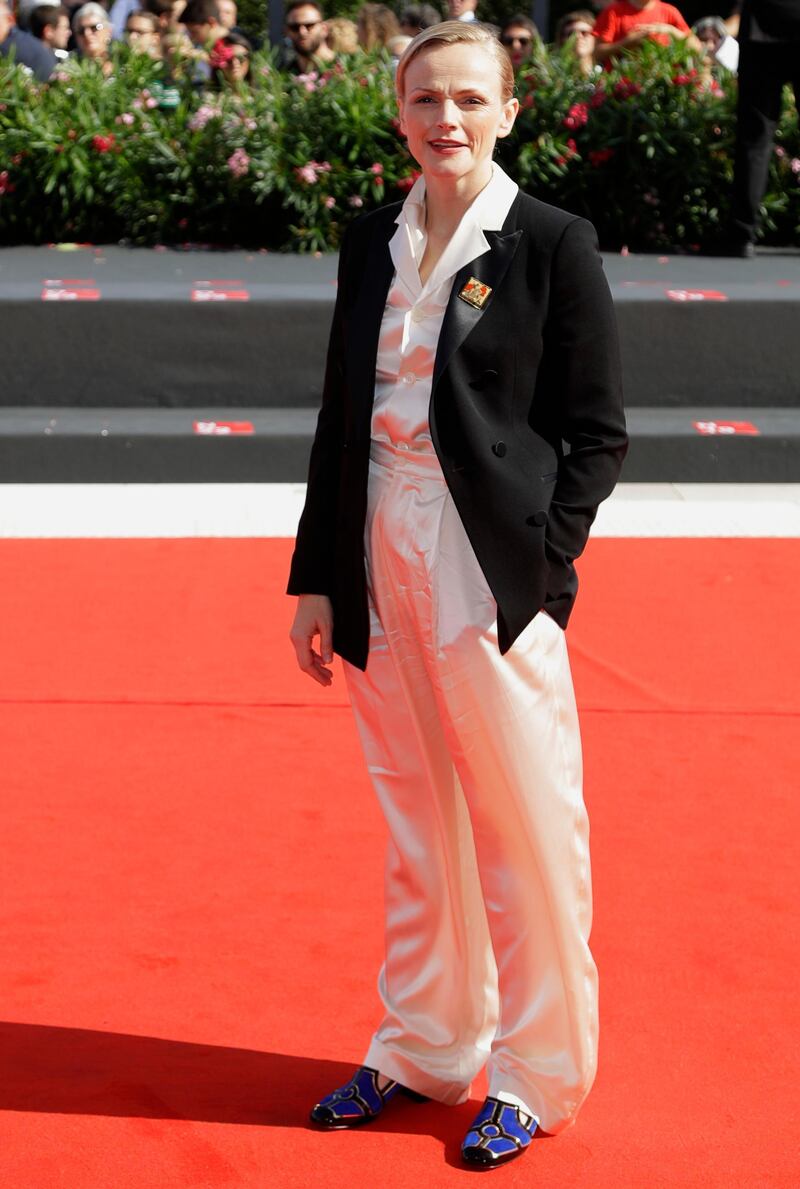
[555,9,598,77]
[288,21,626,1170]
[210,29,251,87]
[499,12,540,72]
[72,3,113,74]
[356,2,400,51]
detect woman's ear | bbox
[397,98,407,139]
[496,97,520,140]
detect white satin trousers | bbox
[342,440,598,1134]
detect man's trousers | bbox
[733,41,800,244]
[342,439,598,1135]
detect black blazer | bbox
[287,191,628,671]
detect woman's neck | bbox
[422,165,494,242]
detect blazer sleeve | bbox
[543,217,628,583]
[286,225,353,597]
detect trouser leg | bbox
[732,44,787,243]
[438,610,597,1134]
[343,455,498,1105]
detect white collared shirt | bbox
[371,163,518,449]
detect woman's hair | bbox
[357,3,401,50]
[72,2,109,33]
[396,19,515,101]
[399,4,443,33]
[327,15,358,53]
[500,14,539,41]
[554,9,595,46]
[692,15,728,39]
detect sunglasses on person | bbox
[287,19,321,31]
[78,22,107,33]
[501,34,532,46]
[563,25,594,37]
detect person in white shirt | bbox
[289,19,626,1171]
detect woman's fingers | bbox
[290,597,335,685]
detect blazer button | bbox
[491,441,507,458]
[526,511,548,528]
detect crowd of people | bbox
[1,1,798,253]
[0,0,746,86]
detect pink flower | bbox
[792,159,800,174]
[774,146,786,158]
[227,148,250,178]
[115,112,135,126]
[91,133,116,153]
[370,162,383,174]
[324,195,335,209]
[188,105,220,132]
[348,195,364,208]
[0,170,15,196]
[294,160,331,185]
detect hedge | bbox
[0,40,798,251]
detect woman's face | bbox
[221,45,250,81]
[398,43,518,190]
[76,15,112,59]
[501,24,534,69]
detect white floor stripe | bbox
[0,483,798,539]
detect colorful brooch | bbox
[458,277,492,309]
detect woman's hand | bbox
[290,594,335,687]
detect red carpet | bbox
[0,539,797,1187]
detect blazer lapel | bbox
[432,225,522,391]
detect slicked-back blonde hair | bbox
[396,20,516,103]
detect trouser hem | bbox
[365,1037,472,1106]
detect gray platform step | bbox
[0,407,796,484]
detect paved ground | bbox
[0,483,798,538]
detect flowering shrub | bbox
[0,41,798,251]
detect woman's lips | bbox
[428,140,468,154]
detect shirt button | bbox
[492,441,507,458]
[397,441,409,450]
[402,373,417,386]
[411,308,426,324]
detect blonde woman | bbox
[289,21,626,1169]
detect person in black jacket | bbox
[730,0,800,254]
[288,20,627,1170]
[0,0,56,79]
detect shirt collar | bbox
[390,163,518,298]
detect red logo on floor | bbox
[193,421,255,435]
[666,289,728,302]
[42,279,101,301]
[693,420,760,435]
[192,281,249,302]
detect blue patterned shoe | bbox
[310,1065,428,1129]
[461,1097,538,1167]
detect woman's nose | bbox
[437,99,459,128]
